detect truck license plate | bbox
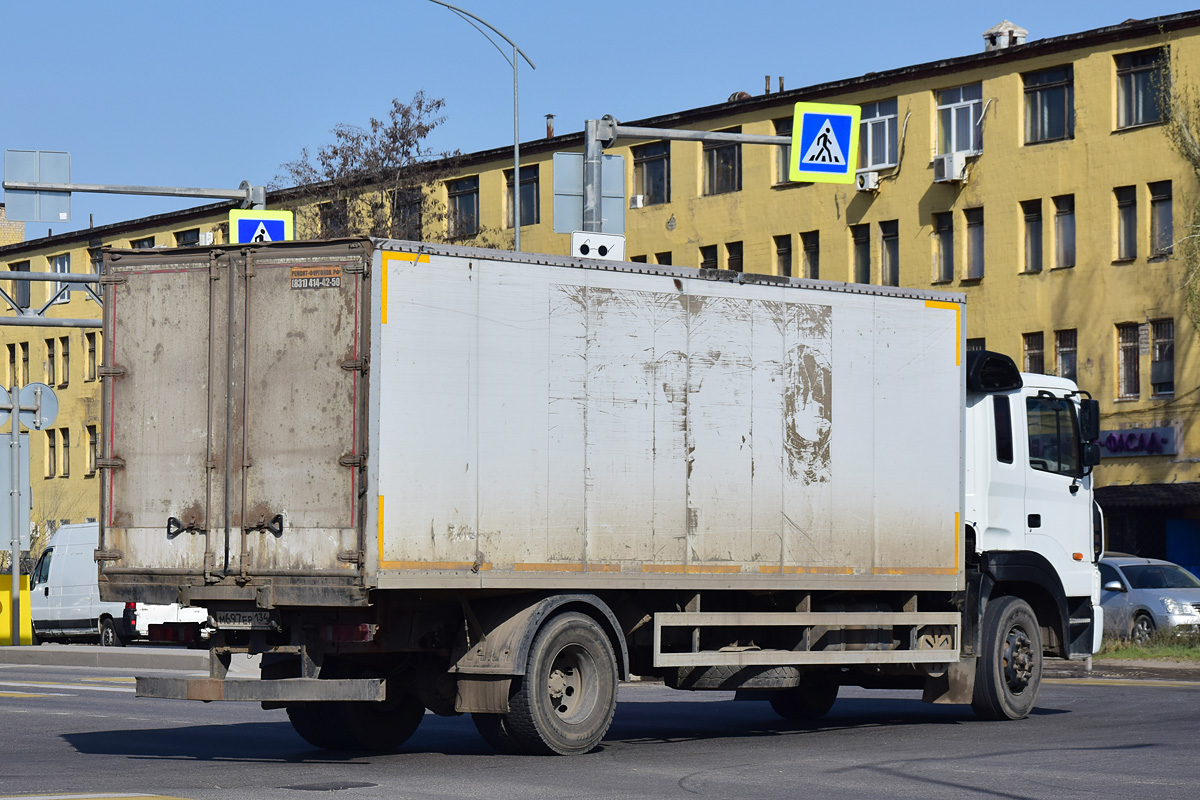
[211,610,275,630]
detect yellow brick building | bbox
[1,11,1198,565]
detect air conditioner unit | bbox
[856,171,880,192]
[629,195,646,209]
[933,152,968,183]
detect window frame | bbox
[965,207,985,279]
[1117,322,1141,399]
[936,83,984,156]
[7,260,30,310]
[801,231,820,279]
[1023,331,1045,375]
[1053,195,1076,268]
[174,228,201,247]
[726,241,743,273]
[632,141,671,205]
[859,99,899,170]
[129,235,155,249]
[774,235,792,278]
[851,224,871,284]
[50,253,70,306]
[504,164,540,229]
[934,212,955,282]
[447,176,480,238]
[1115,185,1138,261]
[702,128,742,196]
[1024,66,1075,144]
[880,220,900,287]
[1055,329,1078,382]
[1022,200,1043,274]
[1117,48,1166,130]
[773,118,792,185]
[1150,180,1173,257]
[1151,318,1174,396]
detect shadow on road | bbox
[62,694,1073,761]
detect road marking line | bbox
[0,691,69,698]
[0,795,189,800]
[1046,677,1200,688]
[0,681,135,693]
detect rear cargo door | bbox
[103,242,369,583]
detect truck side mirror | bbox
[1082,442,1101,468]
[1080,399,1100,442]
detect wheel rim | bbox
[1001,624,1034,695]
[1132,617,1153,645]
[544,643,598,725]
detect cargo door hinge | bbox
[98,365,125,378]
[340,454,365,468]
[94,549,123,562]
[96,457,126,470]
[98,274,128,286]
[341,357,368,373]
[344,259,368,274]
[338,550,364,565]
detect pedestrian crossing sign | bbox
[229,209,295,244]
[789,102,861,184]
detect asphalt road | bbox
[1,662,1198,800]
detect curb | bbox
[1043,659,1200,683]
[0,644,209,671]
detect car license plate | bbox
[211,610,275,630]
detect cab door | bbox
[28,547,57,637]
[1022,390,1095,599]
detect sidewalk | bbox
[1044,657,1200,682]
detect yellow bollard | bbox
[0,575,33,645]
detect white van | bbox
[29,523,209,646]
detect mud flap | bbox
[922,657,977,705]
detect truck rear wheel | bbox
[287,695,425,751]
[769,676,838,720]
[473,712,521,754]
[505,611,618,755]
[972,596,1042,721]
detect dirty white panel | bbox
[544,284,589,562]
[871,298,960,569]
[377,256,479,566]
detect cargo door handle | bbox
[1028,514,1042,528]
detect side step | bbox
[136,676,385,702]
[653,611,962,668]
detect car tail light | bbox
[123,602,137,627]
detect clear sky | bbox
[2,1,1196,237]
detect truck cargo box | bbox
[100,239,964,606]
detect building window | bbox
[1024,66,1074,144]
[50,253,70,305]
[59,427,69,478]
[7,261,30,310]
[1151,319,1174,396]
[967,338,987,353]
[801,231,819,279]
[89,246,103,276]
[851,224,871,284]
[629,255,647,263]
[387,188,423,240]
[1023,332,1045,374]
[175,228,200,247]
[505,164,540,228]
[934,212,955,282]
[1022,200,1043,273]
[58,336,68,387]
[46,430,56,478]
[85,332,98,381]
[1056,329,1077,381]
[774,235,792,278]
[447,176,479,238]
[87,425,98,477]
[1115,185,1137,261]
[318,200,349,237]
[1117,48,1165,129]
[21,344,28,388]
[726,241,743,273]
[700,245,718,269]
[703,128,742,196]
[937,83,983,155]
[880,221,899,286]
[1117,323,1140,399]
[6,344,15,388]
[965,208,984,279]
[773,118,792,184]
[655,252,672,266]
[1053,195,1076,268]
[859,99,898,169]
[130,236,155,249]
[45,338,56,385]
[632,142,670,205]
[1150,180,1173,256]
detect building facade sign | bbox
[1099,427,1177,457]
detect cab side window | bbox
[1026,395,1081,476]
[31,547,52,588]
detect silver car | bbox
[1098,556,1200,644]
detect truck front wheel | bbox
[971,596,1042,721]
[505,611,618,755]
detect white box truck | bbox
[100,238,1102,754]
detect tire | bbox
[99,617,125,648]
[769,677,838,720]
[505,611,619,756]
[473,712,521,754]
[1130,613,1156,646]
[287,694,425,752]
[971,596,1042,721]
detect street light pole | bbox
[429,1,535,251]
